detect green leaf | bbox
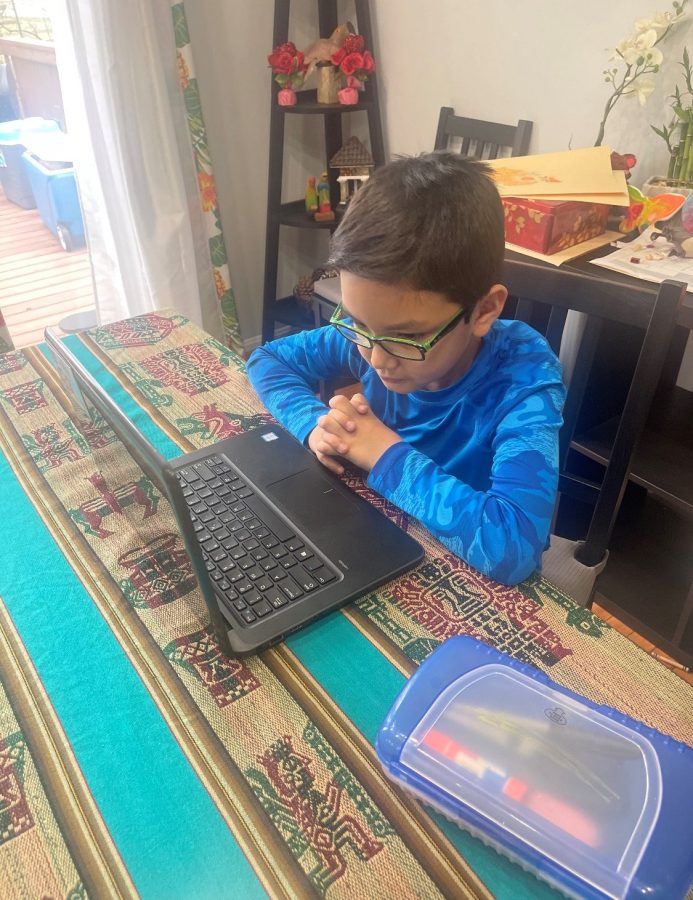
[171,4,190,50]
[209,235,228,268]
[184,81,202,119]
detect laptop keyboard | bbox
[176,455,337,625]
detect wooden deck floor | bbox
[0,192,94,349]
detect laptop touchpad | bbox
[267,469,360,531]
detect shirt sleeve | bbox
[246,326,365,444]
[367,382,565,586]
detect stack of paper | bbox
[487,147,629,265]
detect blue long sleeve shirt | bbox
[247,319,565,585]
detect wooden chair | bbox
[503,255,685,605]
[434,106,532,158]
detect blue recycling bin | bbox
[0,117,60,208]
[21,132,85,251]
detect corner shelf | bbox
[281,89,375,115]
[272,200,345,229]
[262,0,384,344]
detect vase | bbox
[641,175,693,200]
[277,87,297,107]
[338,86,359,106]
[316,64,341,104]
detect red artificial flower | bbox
[361,51,375,74]
[267,41,304,73]
[272,50,296,74]
[343,34,365,54]
[340,51,364,76]
[331,47,347,66]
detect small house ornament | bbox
[329,136,374,208]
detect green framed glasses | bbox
[329,302,469,361]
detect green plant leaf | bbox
[209,235,228,268]
[171,4,190,50]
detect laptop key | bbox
[266,588,289,610]
[210,570,224,582]
[280,578,304,601]
[261,559,278,573]
[295,569,319,592]
[244,496,294,542]
[236,579,253,593]
[254,527,270,540]
[236,488,254,499]
[303,557,323,572]
[232,598,246,611]
[256,575,274,592]
[240,608,256,624]
[253,599,272,618]
[219,559,237,573]
[313,566,337,585]
[201,538,219,552]
[251,547,269,562]
[192,462,216,481]
[286,538,304,552]
[246,565,264,581]
[244,589,263,606]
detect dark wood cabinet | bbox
[261,0,384,344]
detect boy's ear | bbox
[470,285,508,337]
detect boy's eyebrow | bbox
[340,303,429,331]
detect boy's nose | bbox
[369,342,398,370]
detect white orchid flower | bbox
[635,9,685,33]
[617,29,659,64]
[629,77,656,104]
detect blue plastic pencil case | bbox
[376,636,693,899]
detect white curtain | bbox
[51,0,224,340]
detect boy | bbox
[248,152,565,586]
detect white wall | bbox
[185,0,692,344]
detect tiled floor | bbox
[592,595,693,686]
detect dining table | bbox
[0,309,691,899]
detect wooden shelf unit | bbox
[261,0,384,344]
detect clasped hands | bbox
[308,393,401,475]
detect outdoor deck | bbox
[0,192,94,349]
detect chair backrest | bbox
[503,256,685,569]
[434,106,533,158]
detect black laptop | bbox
[44,329,424,656]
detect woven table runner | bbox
[0,311,690,899]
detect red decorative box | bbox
[502,198,609,254]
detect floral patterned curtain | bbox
[171,3,243,355]
[0,310,14,353]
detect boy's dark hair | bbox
[327,151,504,313]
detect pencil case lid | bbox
[376,636,693,899]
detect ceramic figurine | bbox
[305,176,318,216]
[314,172,335,222]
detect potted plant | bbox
[331,34,376,105]
[649,46,693,195]
[267,41,307,106]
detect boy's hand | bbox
[307,393,401,474]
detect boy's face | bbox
[339,273,506,393]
